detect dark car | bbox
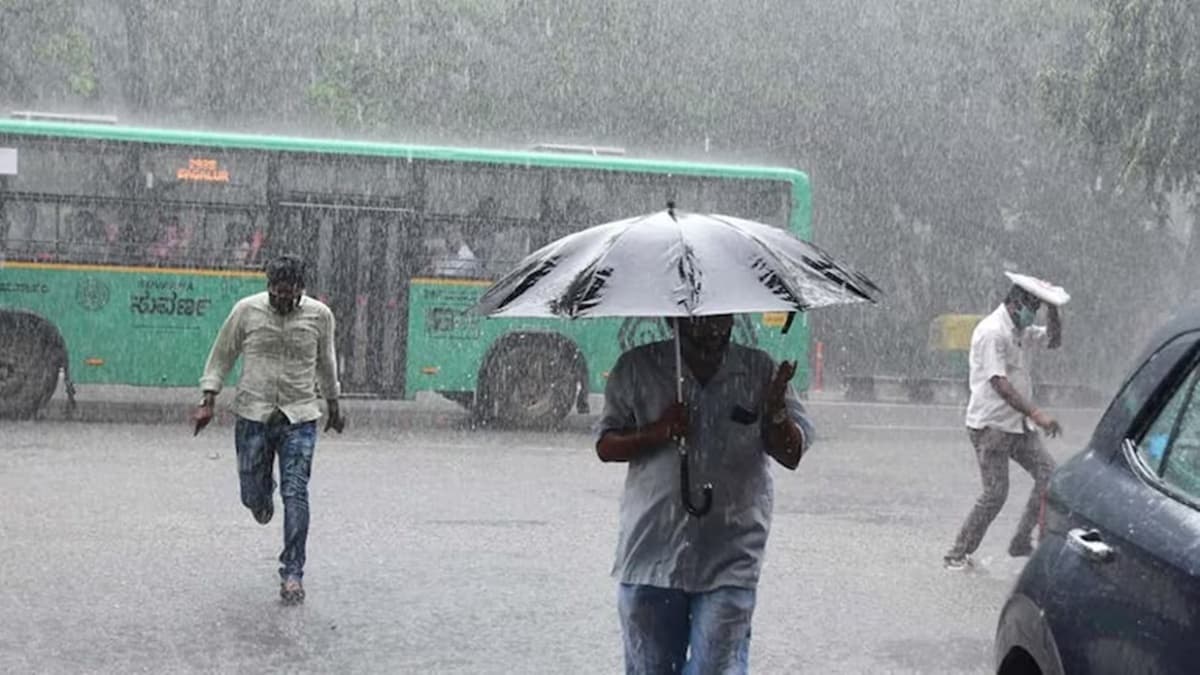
[994,306,1200,675]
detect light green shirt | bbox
[199,291,340,423]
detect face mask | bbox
[1015,305,1037,329]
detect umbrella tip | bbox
[667,201,676,219]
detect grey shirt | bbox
[596,340,814,592]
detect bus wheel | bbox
[0,312,63,419]
[479,336,581,429]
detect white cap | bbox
[1004,271,1070,306]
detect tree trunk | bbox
[204,0,228,122]
[121,0,149,112]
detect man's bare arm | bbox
[990,375,1061,436]
[596,403,686,463]
[1047,305,1062,349]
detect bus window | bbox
[614,173,672,216]
[0,199,59,261]
[707,179,790,226]
[62,205,122,263]
[280,156,412,200]
[466,195,511,276]
[7,140,126,198]
[222,215,265,269]
[426,219,485,278]
[0,200,10,259]
[118,206,263,269]
[424,165,541,278]
[655,176,704,214]
[145,215,190,266]
[541,169,661,240]
[425,164,541,219]
[484,223,531,275]
[111,204,160,265]
[264,207,318,272]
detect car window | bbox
[1138,366,1200,499]
[1096,332,1200,448]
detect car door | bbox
[1040,334,1200,673]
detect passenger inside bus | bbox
[113,213,155,265]
[425,196,496,278]
[65,209,115,263]
[227,222,264,268]
[428,222,483,278]
[2,201,58,261]
[465,196,496,262]
[148,218,191,265]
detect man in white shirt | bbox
[944,284,1062,569]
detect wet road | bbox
[0,417,1092,674]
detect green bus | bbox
[0,117,812,425]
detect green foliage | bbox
[35,28,97,97]
[0,1,94,101]
[305,1,513,133]
[1043,0,1200,196]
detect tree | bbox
[0,0,1151,386]
[307,0,512,135]
[1041,0,1200,302]
[0,1,96,105]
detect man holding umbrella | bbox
[596,314,814,674]
[471,204,878,673]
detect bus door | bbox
[275,202,416,398]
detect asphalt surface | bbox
[0,407,1100,674]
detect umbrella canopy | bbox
[473,207,880,319]
[473,206,881,517]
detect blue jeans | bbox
[235,416,317,581]
[618,584,756,675]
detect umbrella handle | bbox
[679,443,713,517]
[674,334,711,516]
[686,483,714,517]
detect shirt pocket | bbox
[721,401,765,467]
[243,318,281,357]
[287,320,321,361]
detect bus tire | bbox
[0,312,65,419]
[477,334,584,429]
